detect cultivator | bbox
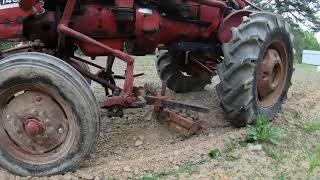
[0,0,294,176]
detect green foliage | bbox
[0,42,17,51]
[308,144,320,179]
[247,115,281,145]
[209,148,219,159]
[300,121,320,134]
[251,0,320,31]
[294,31,320,63]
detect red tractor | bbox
[0,0,293,176]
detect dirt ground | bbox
[1,56,320,179]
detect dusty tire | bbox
[0,52,100,176]
[217,12,294,127]
[156,52,212,93]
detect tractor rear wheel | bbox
[0,52,100,176]
[155,52,212,93]
[217,12,294,127]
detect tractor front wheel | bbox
[0,52,100,176]
[217,12,294,127]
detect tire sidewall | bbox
[0,53,100,176]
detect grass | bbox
[139,162,200,179]
[299,120,320,134]
[308,143,320,179]
[247,115,281,145]
[263,146,283,163]
[294,63,318,73]
[220,138,241,162]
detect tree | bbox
[251,0,320,32]
[294,31,320,62]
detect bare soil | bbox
[1,56,320,179]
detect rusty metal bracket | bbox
[144,83,209,136]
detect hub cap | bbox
[257,41,288,108]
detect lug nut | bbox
[58,127,64,134]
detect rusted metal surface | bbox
[167,110,202,136]
[0,85,77,165]
[190,57,215,76]
[69,59,120,91]
[257,42,288,107]
[147,90,207,136]
[145,96,210,113]
[3,91,68,155]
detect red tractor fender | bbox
[218,10,253,43]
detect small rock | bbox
[169,156,174,163]
[247,143,263,151]
[112,166,121,171]
[146,113,153,121]
[138,136,145,141]
[208,133,214,137]
[134,140,144,147]
[133,137,138,141]
[123,166,131,172]
[133,167,139,175]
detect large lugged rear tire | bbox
[0,52,100,176]
[156,52,212,93]
[217,12,294,127]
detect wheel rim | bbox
[257,41,288,108]
[0,84,77,164]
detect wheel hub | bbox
[257,49,283,98]
[3,91,69,155]
[257,44,288,108]
[24,118,44,137]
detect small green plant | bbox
[300,120,320,134]
[308,143,320,179]
[209,148,219,159]
[264,146,283,163]
[219,139,241,162]
[247,115,280,144]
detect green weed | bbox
[209,148,219,159]
[300,121,320,134]
[308,143,320,179]
[247,115,281,144]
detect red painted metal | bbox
[218,10,253,43]
[2,0,248,112]
[115,0,134,7]
[19,0,36,11]
[190,0,228,8]
[0,7,28,40]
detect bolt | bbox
[32,110,39,116]
[6,114,10,119]
[35,96,42,102]
[58,127,64,134]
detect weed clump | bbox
[247,115,280,144]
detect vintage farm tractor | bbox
[0,0,293,176]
